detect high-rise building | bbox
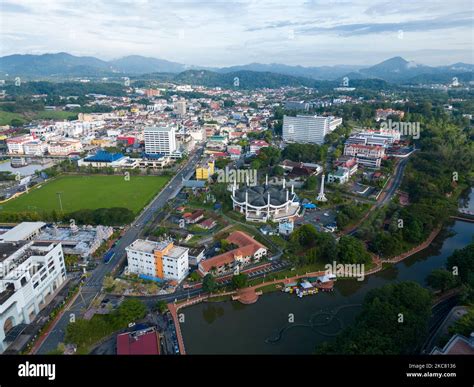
[126,239,189,283]
[144,126,177,156]
[282,115,342,144]
[0,241,66,353]
[174,100,186,117]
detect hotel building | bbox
[144,126,177,157]
[126,240,189,283]
[282,115,342,145]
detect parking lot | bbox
[296,207,338,232]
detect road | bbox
[346,157,409,236]
[35,148,203,354]
[376,157,409,208]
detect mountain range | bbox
[0,52,472,84]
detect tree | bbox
[426,269,456,292]
[115,298,147,325]
[154,300,168,314]
[316,282,432,354]
[202,274,217,293]
[290,224,319,247]
[448,307,474,338]
[337,236,371,264]
[446,243,474,286]
[103,276,115,292]
[231,273,248,289]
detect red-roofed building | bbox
[117,328,161,355]
[198,218,217,230]
[198,231,267,276]
[185,210,205,224]
[431,333,474,355]
[249,140,269,155]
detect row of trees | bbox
[0,207,135,226]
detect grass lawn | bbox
[0,111,25,126]
[2,175,170,214]
[0,110,78,126]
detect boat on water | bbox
[282,275,336,297]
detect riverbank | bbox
[179,217,473,354]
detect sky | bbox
[0,0,473,67]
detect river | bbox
[180,190,474,354]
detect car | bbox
[323,212,330,217]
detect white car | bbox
[323,212,330,217]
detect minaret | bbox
[245,190,248,218]
[282,177,286,189]
[316,174,328,202]
[265,174,268,187]
[267,191,271,220]
[291,184,294,195]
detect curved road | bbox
[35,148,203,354]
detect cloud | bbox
[0,0,472,66]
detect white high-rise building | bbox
[126,239,189,283]
[144,126,177,156]
[0,241,66,353]
[282,115,342,144]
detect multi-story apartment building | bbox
[47,139,83,156]
[144,126,177,156]
[282,115,342,144]
[23,140,47,156]
[0,241,66,353]
[126,240,189,283]
[6,135,34,154]
[344,144,385,169]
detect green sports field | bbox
[1,175,170,214]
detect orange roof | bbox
[227,230,265,250]
[199,231,266,273]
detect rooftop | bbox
[0,242,27,262]
[116,328,160,355]
[145,126,174,132]
[234,185,294,207]
[0,222,46,242]
[85,150,125,163]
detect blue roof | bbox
[85,150,124,162]
[142,152,164,159]
[303,203,317,209]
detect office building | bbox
[126,239,189,283]
[344,144,385,169]
[144,126,177,156]
[282,115,342,144]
